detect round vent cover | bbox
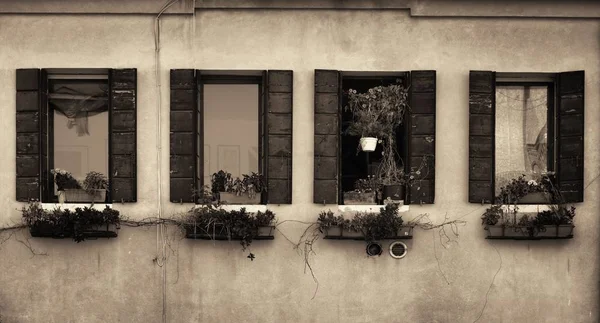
[366,242,383,256]
[389,241,407,259]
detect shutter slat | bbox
[169,69,198,203]
[110,68,137,202]
[408,70,436,204]
[16,69,41,202]
[468,71,495,203]
[314,69,339,204]
[557,70,584,202]
[266,70,293,204]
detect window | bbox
[314,70,437,206]
[468,71,584,204]
[15,68,138,203]
[169,70,293,205]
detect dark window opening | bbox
[340,75,408,205]
[200,75,266,205]
[494,78,556,204]
[44,72,110,203]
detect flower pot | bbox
[29,222,72,238]
[324,225,342,238]
[219,192,261,205]
[63,189,106,203]
[257,226,275,237]
[486,225,504,237]
[396,226,413,238]
[557,224,574,237]
[341,227,364,239]
[518,192,551,204]
[343,191,376,205]
[536,225,558,237]
[359,137,378,152]
[382,185,405,203]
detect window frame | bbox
[43,69,112,204]
[198,72,268,205]
[338,71,410,205]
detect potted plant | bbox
[317,210,344,237]
[211,171,266,204]
[51,168,82,203]
[496,174,554,204]
[343,176,379,205]
[183,205,277,251]
[533,205,575,238]
[345,83,409,152]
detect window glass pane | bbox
[203,84,259,185]
[49,79,109,195]
[495,85,548,195]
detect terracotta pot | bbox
[343,191,376,205]
[64,189,106,203]
[219,192,261,205]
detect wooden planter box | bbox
[185,224,275,240]
[29,222,118,239]
[343,191,376,205]
[517,192,551,204]
[219,192,261,205]
[486,224,574,239]
[63,189,106,203]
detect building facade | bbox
[0,1,599,322]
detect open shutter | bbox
[266,70,293,204]
[16,69,42,201]
[468,71,495,203]
[169,69,198,203]
[407,71,436,204]
[313,70,339,204]
[557,71,584,202]
[110,69,137,202]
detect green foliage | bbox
[50,168,81,190]
[317,204,405,242]
[344,83,409,138]
[183,206,276,250]
[21,202,121,243]
[211,171,266,197]
[82,171,108,194]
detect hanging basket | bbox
[359,137,378,152]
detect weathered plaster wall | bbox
[0,8,599,323]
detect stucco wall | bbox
[0,8,598,323]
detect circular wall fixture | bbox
[366,242,383,256]
[389,241,408,259]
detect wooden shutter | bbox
[468,71,495,203]
[407,71,436,204]
[557,71,584,202]
[266,70,293,204]
[110,69,137,202]
[169,69,198,203]
[313,70,339,204]
[16,69,42,201]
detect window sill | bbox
[41,203,113,211]
[195,204,267,213]
[338,204,409,213]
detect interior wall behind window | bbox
[495,85,548,194]
[203,84,259,185]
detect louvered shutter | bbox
[468,71,495,203]
[109,68,137,202]
[407,71,436,204]
[313,70,339,204]
[169,69,198,203]
[557,71,584,202]
[266,70,293,204]
[16,69,42,201]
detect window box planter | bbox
[62,189,106,203]
[323,225,413,240]
[343,191,376,205]
[485,225,574,239]
[29,222,118,239]
[185,224,275,240]
[382,184,405,203]
[218,192,261,205]
[517,191,551,204]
